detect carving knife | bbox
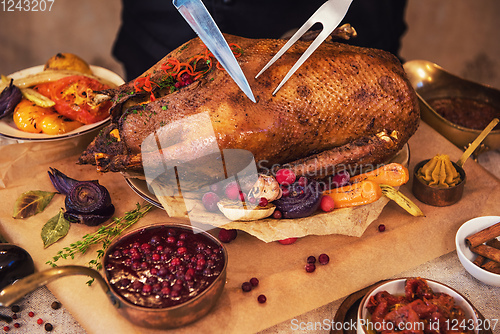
[173,0,256,103]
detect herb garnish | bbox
[46,202,153,284]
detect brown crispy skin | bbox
[79,34,419,176]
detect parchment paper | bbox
[0,121,499,334]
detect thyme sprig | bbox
[46,202,153,283]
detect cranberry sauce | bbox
[104,225,225,309]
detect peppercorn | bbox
[45,323,54,331]
[51,301,62,310]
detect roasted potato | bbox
[43,53,92,75]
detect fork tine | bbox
[255,1,331,79]
[271,28,332,96]
[254,16,318,79]
[256,0,352,95]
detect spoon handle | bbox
[457,118,499,168]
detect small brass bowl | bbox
[412,159,466,206]
[403,60,500,155]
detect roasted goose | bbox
[79,34,419,179]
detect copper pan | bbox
[0,223,228,329]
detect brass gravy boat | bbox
[403,60,500,156]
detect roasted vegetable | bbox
[350,163,410,187]
[21,87,55,108]
[380,184,424,217]
[273,178,322,218]
[48,167,80,195]
[12,99,55,133]
[322,180,382,209]
[64,181,115,226]
[43,52,93,75]
[0,78,22,120]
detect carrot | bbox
[349,163,409,187]
[322,180,382,209]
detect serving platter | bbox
[0,65,124,142]
[125,143,410,210]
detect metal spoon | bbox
[457,118,499,168]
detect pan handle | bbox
[0,265,113,307]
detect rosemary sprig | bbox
[46,202,153,283]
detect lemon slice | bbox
[217,200,276,221]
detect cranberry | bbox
[140,243,151,251]
[202,192,220,212]
[378,224,386,232]
[225,181,241,200]
[218,228,237,243]
[210,183,222,195]
[298,176,307,187]
[278,237,297,245]
[152,253,161,261]
[37,318,43,325]
[257,294,267,303]
[161,287,171,296]
[281,186,290,197]
[171,257,181,266]
[250,277,259,287]
[273,210,283,219]
[197,258,206,267]
[276,169,296,186]
[330,170,350,188]
[258,197,268,207]
[177,247,187,255]
[150,235,161,245]
[307,256,316,264]
[13,323,20,328]
[305,263,316,273]
[166,236,176,244]
[142,284,152,294]
[241,282,252,292]
[320,195,335,212]
[132,280,143,290]
[318,253,330,265]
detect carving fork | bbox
[255,0,353,95]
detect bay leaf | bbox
[41,209,70,248]
[12,190,57,219]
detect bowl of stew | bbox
[357,277,479,334]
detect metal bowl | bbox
[403,60,500,154]
[0,222,228,330]
[102,222,228,329]
[412,159,466,207]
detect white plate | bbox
[125,143,411,210]
[0,65,124,142]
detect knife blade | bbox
[173,0,256,103]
